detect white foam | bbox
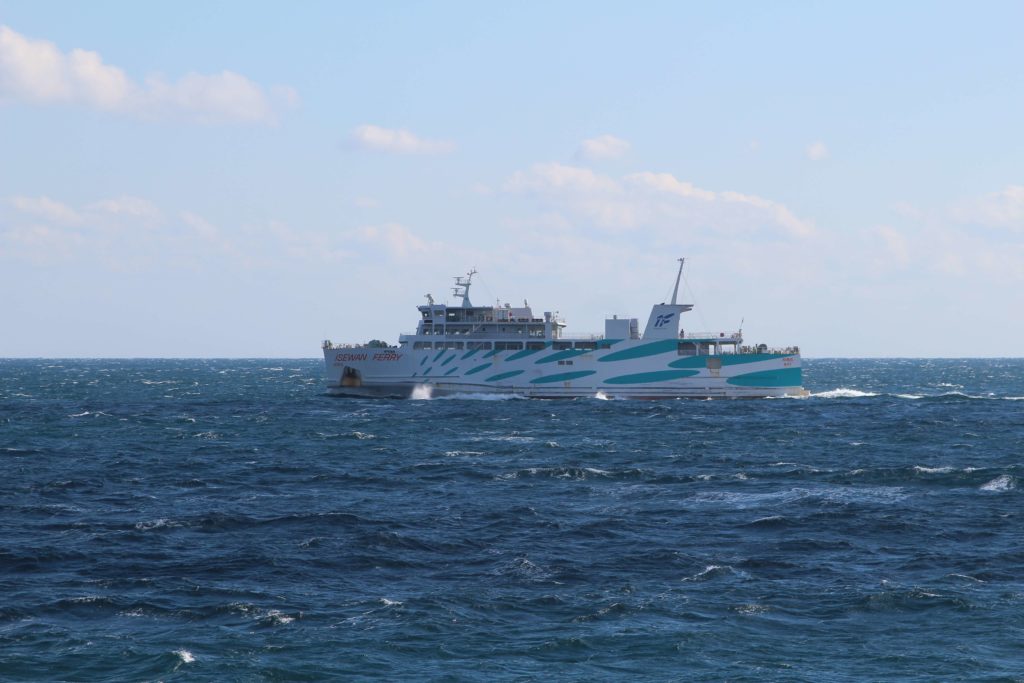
[894,394,924,399]
[980,475,1015,492]
[913,466,954,474]
[175,649,195,664]
[265,609,294,625]
[410,384,433,400]
[135,518,177,531]
[380,598,403,606]
[810,388,878,398]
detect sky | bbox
[1,1,1022,358]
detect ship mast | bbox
[670,258,685,305]
[452,268,477,308]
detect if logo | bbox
[654,313,675,328]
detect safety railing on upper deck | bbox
[731,345,800,355]
[681,331,742,340]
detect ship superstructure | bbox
[323,260,804,398]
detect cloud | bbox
[352,196,379,208]
[0,25,295,123]
[625,172,715,200]
[506,163,815,237]
[7,196,82,225]
[351,223,430,259]
[871,225,911,268]
[806,141,829,161]
[88,196,161,220]
[351,124,454,155]
[952,185,1024,231]
[576,134,631,161]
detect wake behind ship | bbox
[322,260,804,399]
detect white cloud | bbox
[88,196,161,220]
[0,223,85,265]
[576,134,631,161]
[806,141,829,161]
[351,124,454,155]
[625,172,715,200]
[506,163,814,237]
[352,196,379,208]
[351,223,430,259]
[871,225,911,268]
[8,196,82,225]
[0,25,294,123]
[952,185,1024,231]
[506,162,619,195]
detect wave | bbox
[980,474,1015,492]
[809,388,879,398]
[682,564,746,582]
[806,388,1024,401]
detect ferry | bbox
[322,260,804,399]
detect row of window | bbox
[408,339,717,354]
[408,340,610,351]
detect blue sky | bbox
[1,2,1022,357]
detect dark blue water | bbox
[2,359,1023,681]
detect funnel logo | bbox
[654,313,675,328]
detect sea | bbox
[1,358,1022,681]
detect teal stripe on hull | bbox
[444,367,458,376]
[461,348,480,360]
[465,363,491,376]
[486,370,524,382]
[598,339,677,362]
[604,369,700,384]
[536,349,589,364]
[669,353,791,369]
[483,349,501,359]
[434,349,446,361]
[441,354,456,366]
[530,370,596,384]
[507,346,547,361]
[727,367,803,387]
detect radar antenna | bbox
[452,268,477,308]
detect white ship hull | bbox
[323,344,803,399]
[322,260,805,400]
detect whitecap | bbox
[810,388,878,398]
[682,564,742,582]
[380,598,403,607]
[913,466,954,474]
[135,518,177,531]
[894,394,923,399]
[174,649,196,663]
[264,609,294,625]
[980,475,1015,492]
[410,384,433,400]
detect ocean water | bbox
[1,358,1022,681]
